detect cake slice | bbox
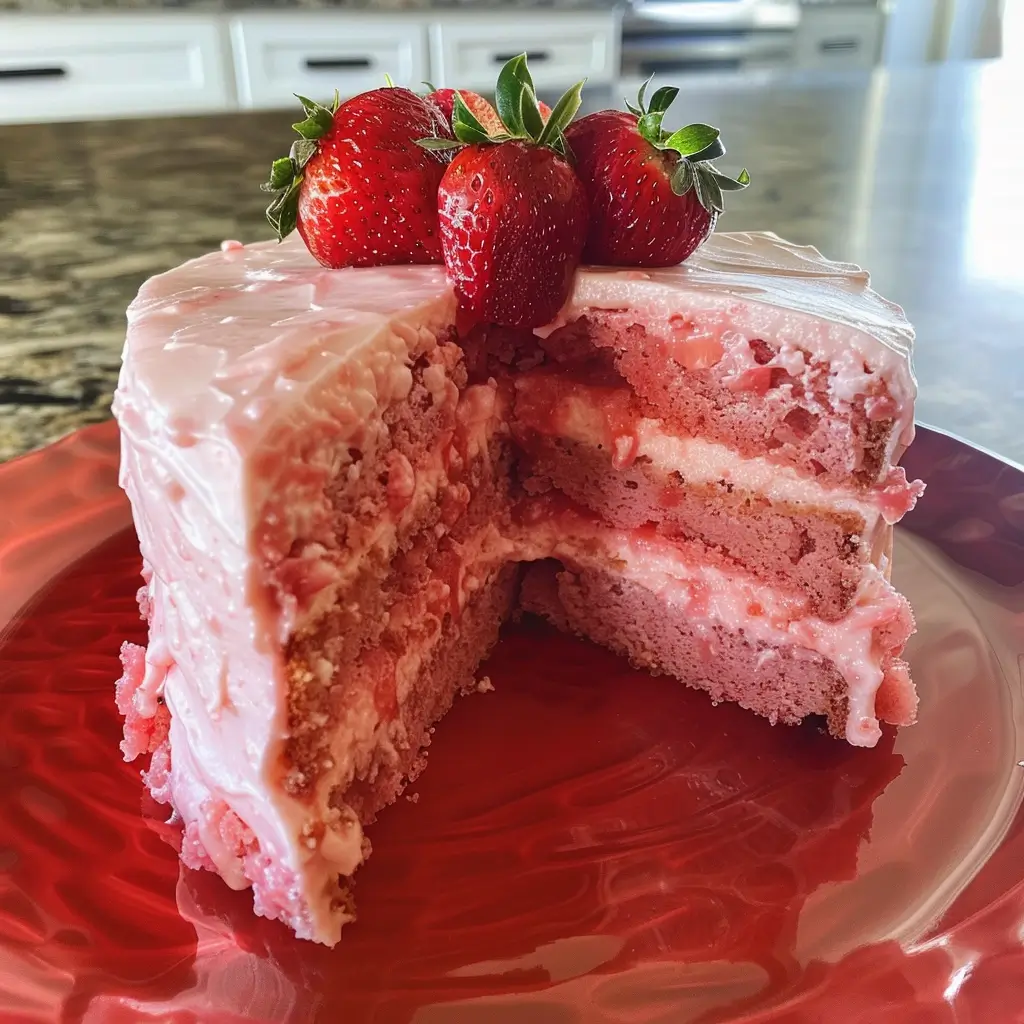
[113,230,922,946]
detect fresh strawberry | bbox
[427,87,505,137]
[421,55,587,329]
[261,86,447,268]
[565,81,749,267]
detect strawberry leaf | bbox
[511,55,536,96]
[662,123,720,158]
[637,111,665,146]
[669,160,694,197]
[699,168,725,212]
[520,85,545,139]
[692,169,708,210]
[452,92,492,143]
[714,168,750,190]
[689,137,727,163]
[647,85,678,115]
[265,174,303,239]
[416,137,465,151]
[292,94,336,140]
[289,138,317,170]
[536,78,584,147]
[495,54,528,136]
[636,75,652,113]
[264,156,293,191]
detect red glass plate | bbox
[1,420,1023,1024]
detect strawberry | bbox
[565,81,749,267]
[426,87,506,137]
[262,86,447,268]
[420,55,588,329]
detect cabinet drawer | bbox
[429,12,619,92]
[0,15,231,125]
[230,14,429,110]
[794,6,884,70]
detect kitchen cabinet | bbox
[428,11,619,92]
[0,9,619,125]
[0,14,233,124]
[794,4,885,70]
[229,13,429,110]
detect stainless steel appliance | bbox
[621,0,801,77]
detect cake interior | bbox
[119,302,920,945]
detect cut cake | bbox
[113,229,923,945]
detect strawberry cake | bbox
[112,63,923,946]
[113,228,923,946]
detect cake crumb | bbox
[406,792,420,804]
[476,676,494,693]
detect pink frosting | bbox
[114,234,459,943]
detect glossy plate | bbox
[1,421,1022,1024]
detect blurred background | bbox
[0,0,1021,463]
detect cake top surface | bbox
[117,230,914,441]
[117,235,454,441]
[565,231,915,366]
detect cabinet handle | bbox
[493,50,551,63]
[304,57,373,71]
[819,38,859,52]
[0,65,68,79]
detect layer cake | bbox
[113,229,923,945]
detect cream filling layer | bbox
[550,388,884,524]
[508,518,903,747]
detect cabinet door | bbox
[429,12,620,93]
[230,14,429,109]
[794,6,884,70]
[0,14,232,125]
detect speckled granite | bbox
[1,61,1023,464]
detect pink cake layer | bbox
[519,562,916,737]
[510,369,923,621]
[113,231,922,946]
[533,234,917,489]
[506,497,917,746]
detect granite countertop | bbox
[1,61,1023,464]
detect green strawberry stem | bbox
[628,76,749,214]
[416,53,583,158]
[261,91,340,239]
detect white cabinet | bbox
[0,14,232,124]
[0,9,623,124]
[229,13,430,110]
[429,11,620,93]
[794,5,885,70]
